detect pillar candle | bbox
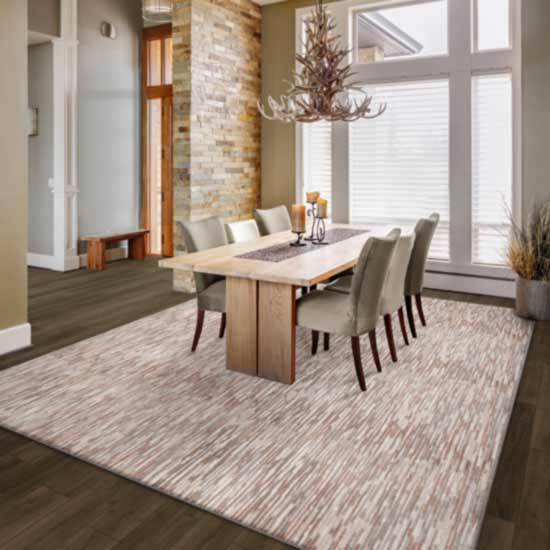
[306,191,320,203]
[317,198,328,219]
[291,204,306,233]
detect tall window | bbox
[350,80,450,259]
[297,0,520,279]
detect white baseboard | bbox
[27,253,81,272]
[79,246,128,268]
[0,323,32,356]
[425,271,515,299]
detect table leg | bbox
[87,241,106,271]
[129,234,146,260]
[226,277,258,377]
[258,281,296,385]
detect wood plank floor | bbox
[0,265,548,549]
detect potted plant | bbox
[509,202,550,320]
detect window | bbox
[302,121,332,217]
[474,0,510,51]
[472,74,513,265]
[350,80,450,260]
[354,0,448,64]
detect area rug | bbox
[0,299,533,550]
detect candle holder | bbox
[305,201,319,242]
[290,231,307,247]
[312,217,328,245]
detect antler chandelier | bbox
[258,0,386,123]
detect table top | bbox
[160,223,404,287]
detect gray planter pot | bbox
[516,277,550,320]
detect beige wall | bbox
[0,0,28,331]
[262,0,550,220]
[28,0,60,36]
[522,0,550,219]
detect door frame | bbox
[141,24,173,257]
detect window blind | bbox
[302,121,332,217]
[472,74,513,266]
[349,80,450,260]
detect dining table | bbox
[160,223,395,385]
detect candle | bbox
[306,191,320,203]
[317,198,328,219]
[291,204,306,233]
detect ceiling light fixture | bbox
[258,0,386,123]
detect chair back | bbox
[179,217,227,293]
[379,233,415,316]
[348,229,400,335]
[254,205,292,235]
[405,213,440,296]
[226,219,260,243]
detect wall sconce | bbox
[100,22,117,39]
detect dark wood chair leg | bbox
[368,330,382,373]
[324,333,330,351]
[415,293,427,327]
[351,336,367,392]
[405,295,417,339]
[191,309,205,352]
[398,307,410,346]
[219,312,226,338]
[383,314,398,363]
[311,331,319,355]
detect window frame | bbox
[295,0,522,282]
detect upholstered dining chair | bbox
[326,233,415,363]
[254,205,292,235]
[296,230,400,391]
[404,213,440,338]
[179,217,228,352]
[225,219,261,243]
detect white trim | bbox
[425,271,516,299]
[0,323,32,356]
[27,253,58,270]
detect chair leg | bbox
[351,336,367,392]
[311,331,319,355]
[415,293,427,327]
[384,314,398,363]
[324,333,330,351]
[368,330,382,373]
[398,307,410,346]
[405,295,417,339]
[219,312,226,338]
[191,309,205,352]
[302,286,309,297]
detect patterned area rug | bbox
[0,299,532,550]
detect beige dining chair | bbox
[296,230,400,391]
[179,216,228,352]
[327,233,415,363]
[254,205,292,235]
[226,219,261,243]
[404,213,440,338]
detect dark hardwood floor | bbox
[0,266,548,549]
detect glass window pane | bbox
[164,37,173,85]
[476,0,510,51]
[302,121,332,219]
[147,99,163,255]
[355,0,448,64]
[350,80,450,260]
[472,74,513,265]
[147,39,162,86]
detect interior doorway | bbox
[141,24,173,257]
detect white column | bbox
[49,0,80,271]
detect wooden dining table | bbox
[160,223,387,385]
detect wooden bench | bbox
[80,230,150,271]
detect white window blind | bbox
[472,74,513,265]
[349,80,450,260]
[302,121,332,217]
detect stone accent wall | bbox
[172,0,261,292]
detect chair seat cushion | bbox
[197,279,226,312]
[325,275,353,294]
[297,290,355,336]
